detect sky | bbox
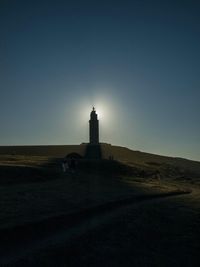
[0,0,200,161]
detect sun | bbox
[94,106,104,120]
[76,94,119,132]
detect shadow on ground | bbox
[0,156,199,267]
[0,156,156,186]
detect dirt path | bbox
[0,189,193,266]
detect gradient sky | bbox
[1,0,200,161]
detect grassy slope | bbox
[0,156,170,229]
[0,147,200,266]
[1,143,200,174]
[0,144,200,230]
[0,144,86,157]
[102,144,200,180]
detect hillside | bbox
[101,144,200,180]
[0,144,200,266]
[1,143,200,180]
[0,144,87,157]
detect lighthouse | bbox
[89,107,99,144]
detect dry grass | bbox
[0,153,200,266]
[0,154,198,231]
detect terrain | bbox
[0,145,200,266]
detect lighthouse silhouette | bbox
[89,107,99,144]
[85,107,101,159]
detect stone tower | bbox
[89,107,99,144]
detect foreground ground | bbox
[0,156,200,266]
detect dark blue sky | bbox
[1,0,200,160]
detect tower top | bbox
[89,107,99,144]
[90,107,98,120]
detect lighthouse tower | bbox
[89,107,99,144]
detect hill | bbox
[101,144,200,180]
[1,143,200,180]
[0,144,200,266]
[0,144,86,157]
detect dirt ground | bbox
[0,156,200,266]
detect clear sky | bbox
[1,0,200,161]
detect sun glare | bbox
[63,91,123,144]
[73,93,120,136]
[94,106,104,120]
[78,102,111,126]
